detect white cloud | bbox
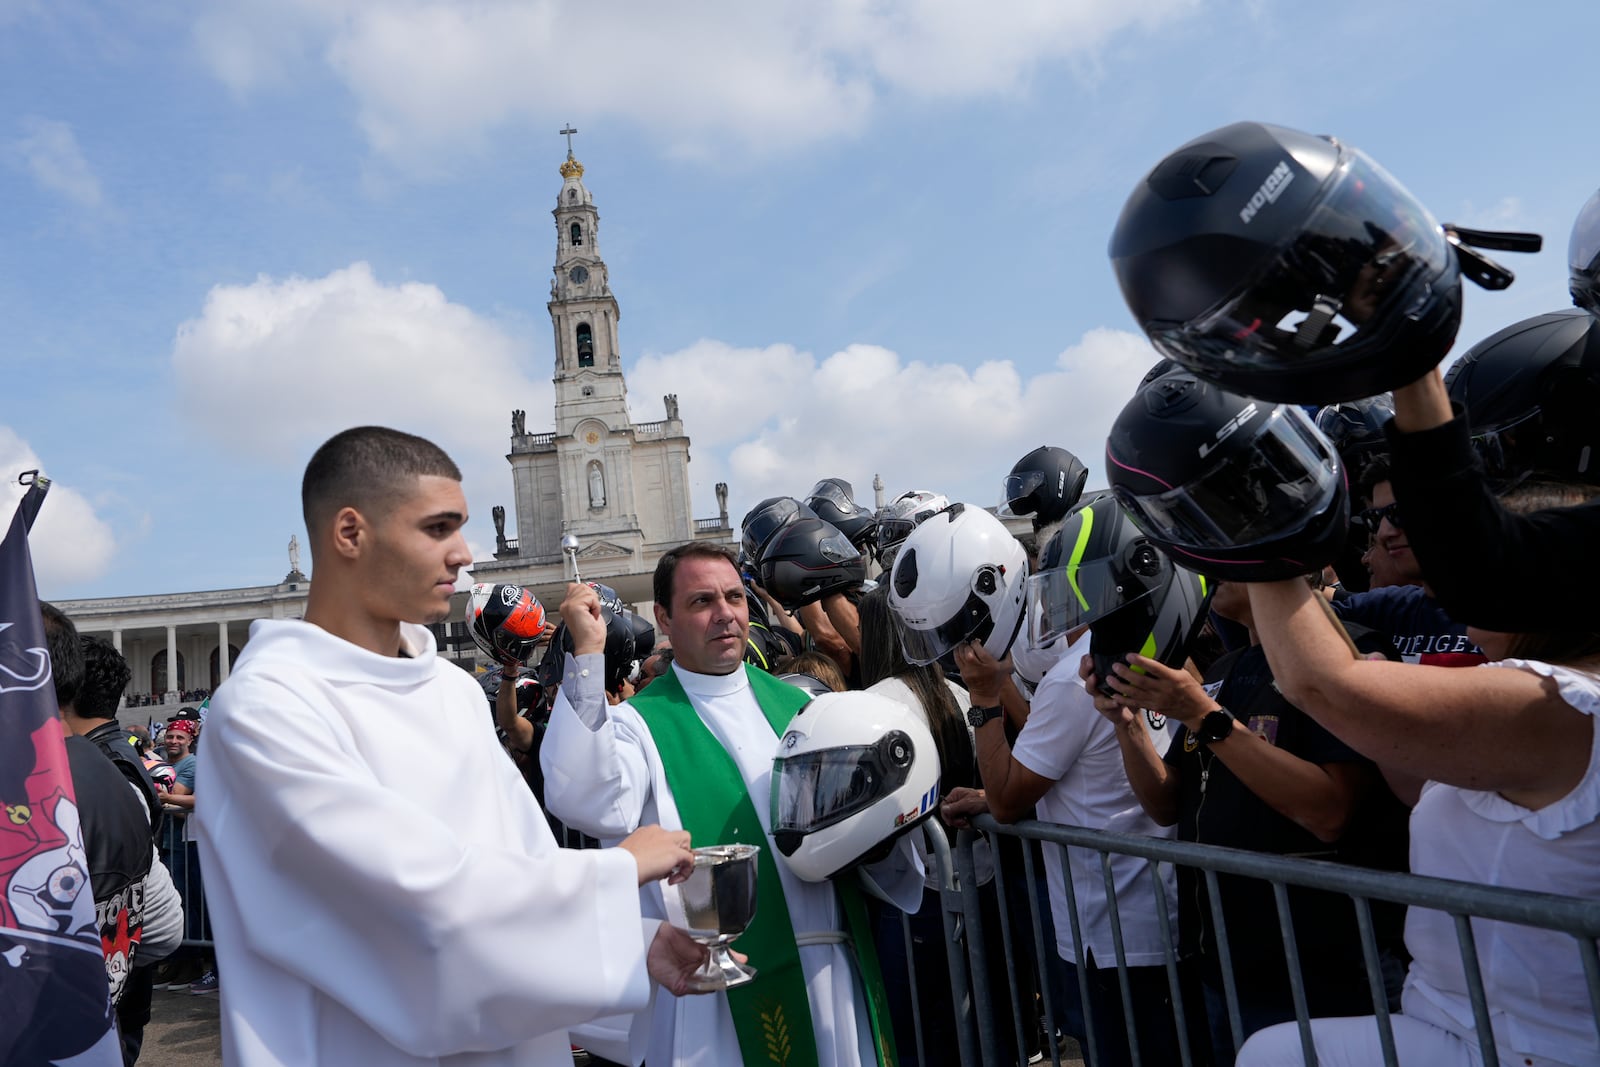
[0,427,118,590]
[191,0,1199,168]
[171,261,550,545]
[12,116,103,208]
[626,327,1159,525]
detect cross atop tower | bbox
[560,124,578,157]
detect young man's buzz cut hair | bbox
[301,426,463,534]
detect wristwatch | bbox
[966,703,1003,729]
[1195,708,1236,746]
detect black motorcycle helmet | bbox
[1110,121,1460,404]
[1445,308,1600,485]
[1105,370,1349,581]
[1571,188,1600,315]
[1027,496,1213,694]
[804,478,878,551]
[741,496,816,562]
[757,516,866,611]
[1314,394,1395,469]
[999,446,1089,530]
[535,592,652,694]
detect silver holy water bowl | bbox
[676,843,760,991]
[560,533,583,583]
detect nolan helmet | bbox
[874,489,951,564]
[741,496,816,562]
[888,502,1028,665]
[1106,371,1349,581]
[999,446,1090,530]
[1111,121,1462,404]
[756,516,866,611]
[771,690,941,882]
[466,583,549,665]
[1314,394,1396,469]
[1027,497,1213,693]
[1445,308,1600,485]
[1571,188,1600,315]
[805,478,878,551]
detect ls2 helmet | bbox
[1106,370,1349,581]
[771,690,941,882]
[1111,121,1460,404]
[1027,496,1213,694]
[888,502,1028,665]
[466,583,549,665]
[805,478,879,552]
[999,446,1090,530]
[1571,188,1600,314]
[741,497,816,562]
[1445,308,1600,485]
[874,489,951,566]
[756,517,866,611]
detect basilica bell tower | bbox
[485,129,728,603]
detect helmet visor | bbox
[742,498,803,560]
[1570,189,1600,312]
[807,479,856,512]
[1149,148,1451,374]
[1026,559,1157,647]
[998,470,1045,516]
[1118,406,1341,550]
[895,591,994,666]
[771,744,908,834]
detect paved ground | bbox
[141,988,223,1067]
[140,987,1084,1065]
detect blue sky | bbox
[4,0,1596,599]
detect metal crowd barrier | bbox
[942,814,1600,1067]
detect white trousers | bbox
[1237,1012,1576,1067]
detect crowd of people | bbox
[22,118,1600,1067]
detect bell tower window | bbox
[570,222,583,247]
[576,322,594,367]
[567,188,577,202]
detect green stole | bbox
[629,665,897,1067]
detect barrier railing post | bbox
[955,828,999,1067]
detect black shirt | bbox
[1387,411,1600,631]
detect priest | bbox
[543,542,922,1067]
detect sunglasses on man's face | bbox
[1355,502,1403,531]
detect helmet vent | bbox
[1147,147,1238,201]
[893,548,919,598]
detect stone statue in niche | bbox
[512,409,526,436]
[588,462,606,509]
[664,394,679,421]
[492,505,507,546]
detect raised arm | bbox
[1389,368,1600,631]
[1246,579,1592,808]
[540,582,655,838]
[1100,654,1363,843]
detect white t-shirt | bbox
[1010,630,1178,968]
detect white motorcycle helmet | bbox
[874,489,951,565]
[770,691,941,882]
[887,502,1028,666]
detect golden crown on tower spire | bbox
[559,153,584,180]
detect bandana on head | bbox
[166,719,198,738]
